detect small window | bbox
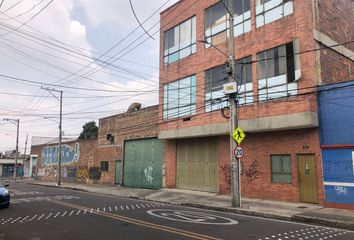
[271,155,292,183]
[101,161,109,171]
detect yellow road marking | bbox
[50,200,221,240]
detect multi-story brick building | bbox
[158,0,353,206]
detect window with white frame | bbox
[163,75,196,119]
[205,0,251,47]
[257,40,301,101]
[256,0,294,28]
[235,56,253,105]
[164,16,196,64]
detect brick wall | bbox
[315,0,354,84]
[31,139,97,183]
[159,0,319,132]
[95,105,159,184]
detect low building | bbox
[31,137,96,183]
[96,104,163,188]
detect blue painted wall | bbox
[318,81,354,206]
[318,81,354,145]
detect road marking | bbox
[62,211,67,217]
[38,214,45,220]
[115,206,118,211]
[69,210,75,216]
[46,213,53,219]
[147,209,239,225]
[109,207,112,212]
[77,210,81,215]
[50,200,221,240]
[120,206,124,210]
[54,212,60,218]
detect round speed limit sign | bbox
[234,146,244,159]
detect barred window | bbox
[271,155,292,183]
[101,161,109,171]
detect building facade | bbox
[319,80,354,210]
[97,104,163,189]
[159,0,353,205]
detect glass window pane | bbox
[180,19,191,49]
[257,52,266,79]
[210,2,227,35]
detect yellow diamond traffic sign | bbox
[232,127,245,145]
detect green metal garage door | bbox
[177,138,218,192]
[123,138,163,189]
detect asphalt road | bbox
[1,182,353,240]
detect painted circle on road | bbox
[147,209,239,225]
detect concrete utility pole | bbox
[42,87,63,186]
[3,118,20,181]
[225,0,241,208]
[23,134,28,178]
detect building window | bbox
[101,161,109,171]
[205,64,229,112]
[164,16,196,64]
[205,0,251,47]
[163,75,196,119]
[271,155,292,183]
[257,40,301,101]
[205,56,253,112]
[256,0,294,28]
[235,56,253,105]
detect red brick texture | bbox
[96,105,159,184]
[315,0,354,84]
[159,0,331,204]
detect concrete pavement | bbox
[24,179,354,231]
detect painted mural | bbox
[41,143,80,166]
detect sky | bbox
[0,0,179,154]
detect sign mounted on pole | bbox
[232,127,245,145]
[234,146,244,159]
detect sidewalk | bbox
[26,180,354,231]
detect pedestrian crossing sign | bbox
[232,127,245,145]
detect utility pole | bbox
[3,118,20,181]
[226,0,241,207]
[42,87,63,186]
[23,134,28,178]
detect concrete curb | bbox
[291,215,354,231]
[27,182,354,231]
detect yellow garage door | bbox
[176,138,218,192]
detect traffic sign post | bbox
[232,127,245,145]
[234,146,244,159]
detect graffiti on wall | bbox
[67,166,77,178]
[245,160,262,183]
[144,166,154,184]
[41,143,80,166]
[335,186,348,196]
[77,166,89,179]
[221,164,231,192]
[88,167,101,180]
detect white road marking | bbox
[115,206,118,211]
[38,214,45,220]
[69,210,75,216]
[54,212,60,218]
[77,210,81,215]
[126,205,130,210]
[61,211,67,217]
[120,206,124,210]
[109,207,112,212]
[45,213,53,219]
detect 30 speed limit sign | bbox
[234,146,244,158]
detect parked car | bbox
[0,182,10,208]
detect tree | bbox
[79,121,98,139]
